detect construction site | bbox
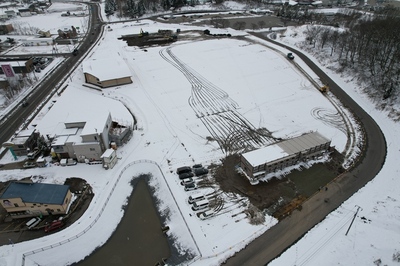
[118,29,178,47]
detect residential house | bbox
[0,182,72,219]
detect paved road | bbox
[224,32,386,265]
[0,3,102,148]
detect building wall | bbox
[73,142,103,162]
[84,73,132,88]
[102,149,117,169]
[240,139,331,180]
[10,131,39,156]
[0,190,72,219]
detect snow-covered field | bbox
[0,2,398,266]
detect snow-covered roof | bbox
[101,148,115,158]
[242,132,330,167]
[36,86,112,139]
[82,58,132,82]
[243,144,288,167]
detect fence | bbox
[22,159,201,265]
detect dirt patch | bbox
[214,152,344,219]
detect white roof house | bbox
[82,58,132,88]
[36,86,115,161]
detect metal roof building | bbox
[0,182,69,205]
[240,132,331,183]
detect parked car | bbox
[194,168,209,177]
[180,177,194,186]
[23,161,37,168]
[287,53,294,60]
[188,193,205,204]
[179,172,194,180]
[192,164,203,169]
[199,210,214,220]
[44,220,64,233]
[176,166,191,175]
[184,183,197,191]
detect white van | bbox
[26,217,41,229]
[199,210,214,220]
[191,199,209,211]
[188,193,205,204]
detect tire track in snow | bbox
[160,46,276,154]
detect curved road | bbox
[224,33,387,265]
[0,3,102,148]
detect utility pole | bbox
[345,205,362,236]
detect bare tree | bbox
[257,20,266,29]
[233,21,246,30]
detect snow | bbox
[82,57,132,81]
[0,3,398,266]
[243,145,288,166]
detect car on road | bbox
[179,172,194,180]
[22,101,29,107]
[287,53,295,60]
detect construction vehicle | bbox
[319,84,329,93]
[139,28,149,37]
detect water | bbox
[77,178,170,266]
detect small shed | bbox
[101,148,117,169]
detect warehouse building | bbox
[240,131,331,183]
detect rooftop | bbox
[82,57,132,82]
[242,131,331,166]
[0,182,70,205]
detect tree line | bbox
[301,10,400,102]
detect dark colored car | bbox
[72,49,79,56]
[192,164,203,169]
[194,168,209,177]
[184,183,197,191]
[45,220,64,233]
[287,53,294,60]
[176,166,191,175]
[179,172,194,180]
